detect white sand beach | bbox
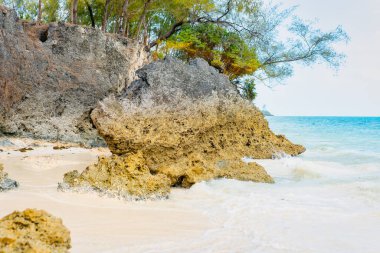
[1,136,380,253]
[0,139,213,252]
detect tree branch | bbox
[148,20,185,50]
[216,0,233,21]
[137,0,153,39]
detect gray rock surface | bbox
[0,139,15,147]
[0,5,148,145]
[123,56,239,106]
[0,164,18,192]
[0,178,19,191]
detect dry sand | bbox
[0,138,212,252]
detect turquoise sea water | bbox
[267,116,380,165]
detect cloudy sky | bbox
[255,0,380,116]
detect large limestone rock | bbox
[0,5,148,145]
[0,164,18,192]
[62,57,304,198]
[0,209,71,253]
[92,57,305,159]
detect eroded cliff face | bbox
[0,209,71,253]
[0,5,148,145]
[62,58,305,198]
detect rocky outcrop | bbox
[0,164,18,192]
[0,5,148,146]
[91,57,305,160]
[61,153,273,199]
[62,57,304,199]
[60,152,171,199]
[0,209,71,252]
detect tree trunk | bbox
[37,0,42,22]
[85,0,96,28]
[143,18,149,46]
[72,0,79,24]
[136,0,152,40]
[125,23,130,38]
[119,0,129,34]
[101,0,112,32]
[114,19,119,33]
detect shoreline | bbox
[1,132,380,252]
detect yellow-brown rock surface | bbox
[62,58,304,198]
[61,152,171,199]
[0,209,71,253]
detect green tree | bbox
[41,0,60,22]
[164,23,260,80]
[1,0,38,20]
[147,0,348,99]
[240,79,257,101]
[0,0,349,100]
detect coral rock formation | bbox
[0,209,71,253]
[61,152,171,199]
[92,57,305,159]
[0,5,148,145]
[0,164,18,192]
[62,57,304,198]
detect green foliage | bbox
[229,2,350,82]
[42,0,60,22]
[164,23,260,80]
[240,79,257,101]
[70,0,104,27]
[2,0,38,20]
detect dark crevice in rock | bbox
[87,108,98,130]
[173,175,186,188]
[39,28,48,42]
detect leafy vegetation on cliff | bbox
[163,23,260,80]
[0,0,348,99]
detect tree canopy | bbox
[163,23,260,80]
[0,0,349,100]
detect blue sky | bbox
[255,0,380,116]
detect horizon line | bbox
[266,115,380,117]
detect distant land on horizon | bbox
[261,105,274,116]
[266,115,380,117]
